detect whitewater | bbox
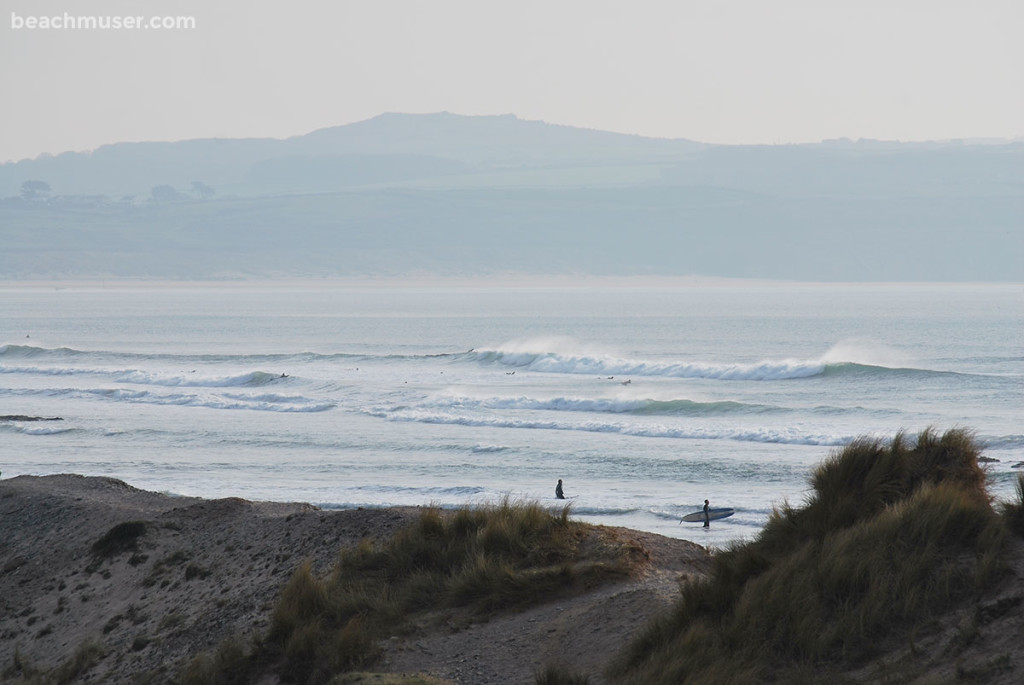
[1,280,1021,547]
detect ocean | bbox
[2,279,1021,548]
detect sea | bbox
[1,279,1021,549]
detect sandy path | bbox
[380,529,711,684]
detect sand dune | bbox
[0,475,708,684]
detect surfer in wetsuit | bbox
[555,479,565,499]
[703,499,710,527]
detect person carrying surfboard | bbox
[680,503,734,525]
[555,479,565,499]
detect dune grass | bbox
[91,521,147,558]
[998,472,1024,537]
[4,641,105,685]
[263,499,640,684]
[178,636,255,685]
[534,663,592,684]
[610,428,1010,684]
[181,498,642,685]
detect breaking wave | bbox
[0,343,459,366]
[0,421,78,436]
[466,345,978,382]
[0,365,289,388]
[468,347,825,380]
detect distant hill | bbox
[0,112,705,198]
[1,113,1021,281]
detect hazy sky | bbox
[2,0,1022,162]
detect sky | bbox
[2,0,1022,162]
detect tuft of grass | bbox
[91,521,147,559]
[2,645,41,682]
[534,663,591,684]
[256,498,639,685]
[610,428,1009,684]
[179,636,257,685]
[998,473,1024,537]
[184,563,212,581]
[12,640,106,685]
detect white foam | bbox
[8,423,76,436]
[367,407,849,446]
[0,366,283,388]
[474,347,825,381]
[425,395,650,413]
[821,339,913,368]
[15,387,337,413]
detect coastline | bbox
[0,474,709,684]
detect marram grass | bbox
[180,497,641,685]
[176,428,1020,685]
[610,428,1011,685]
[998,472,1024,536]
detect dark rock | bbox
[0,415,63,421]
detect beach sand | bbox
[0,475,710,684]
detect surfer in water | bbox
[703,499,710,527]
[555,479,565,499]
